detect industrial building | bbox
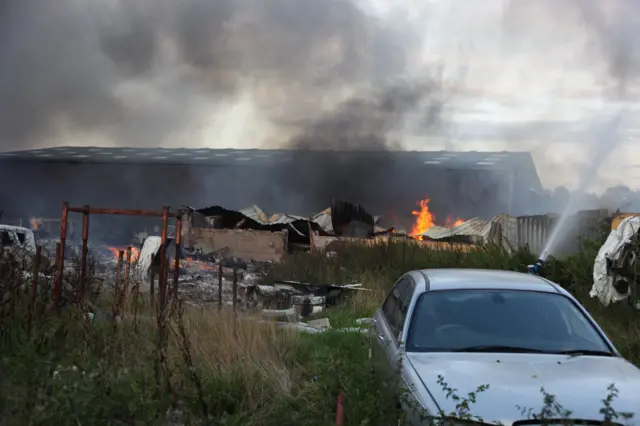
[0,146,542,225]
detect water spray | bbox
[533,111,627,271]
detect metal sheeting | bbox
[267,213,309,225]
[239,205,269,224]
[310,208,333,233]
[417,217,491,240]
[419,209,609,256]
[196,204,335,234]
[493,209,608,255]
[515,215,556,255]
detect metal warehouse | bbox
[0,146,542,222]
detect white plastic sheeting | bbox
[590,216,640,306]
[135,236,163,280]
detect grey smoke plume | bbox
[577,0,640,98]
[503,0,640,97]
[499,0,639,200]
[0,0,418,150]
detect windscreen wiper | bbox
[452,345,547,353]
[553,349,615,357]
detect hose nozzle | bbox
[528,258,544,275]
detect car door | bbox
[373,275,416,376]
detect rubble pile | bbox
[82,237,365,322]
[27,198,378,317]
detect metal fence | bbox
[498,209,609,256]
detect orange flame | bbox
[30,217,42,230]
[107,246,140,262]
[446,217,464,228]
[172,256,218,271]
[410,198,436,238]
[410,198,465,240]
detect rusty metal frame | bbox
[53,202,182,315]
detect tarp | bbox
[590,215,640,306]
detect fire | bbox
[446,217,465,228]
[108,246,140,262]
[410,198,465,240]
[410,198,436,237]
[177,257,217,271]
[30,217,42,230]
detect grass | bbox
[0,226,639,424]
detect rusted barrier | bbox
[53,241,61,314]
[335,390,344,426]
[53,203,182,317]
[79,204,89,302]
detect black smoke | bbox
[273,81,450,210]
[0,0,418,150]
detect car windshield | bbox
[406,289,612,354]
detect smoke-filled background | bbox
[1,0,640,221]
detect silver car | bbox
[372,269,640,425]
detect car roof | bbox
[412,268,561,294]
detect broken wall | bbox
[188,228,288,262]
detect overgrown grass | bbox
[267,238,640,365]
[1,229,638,424]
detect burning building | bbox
[0,147,542,226]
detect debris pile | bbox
[119,237,365,317]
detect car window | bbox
[406,289,611,353]
[1,231,14,247]
[382,277,415,342]
[16,232,26,244]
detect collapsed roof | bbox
[189,198,389,239]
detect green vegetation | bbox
[1,228,638,425]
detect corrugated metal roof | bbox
[419,217,491,240]
[311,208,333,232]
[239,205,269,224]
[0,146,535,171]
[267,213,308,225]
[236,205,333,230]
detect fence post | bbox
[112,250,124,325]
[218,263,223,310]
[27,246,42,337]
[120,247,132,314]
[232,268,238,314]
[53,202,69,314]
[79,205,90,303]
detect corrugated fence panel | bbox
[516,215,553,255]
[503,209,609,256]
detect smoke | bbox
[273,78,453,210]
[3,0,640,223]
[0,0,419,150]
[576,0,640,98]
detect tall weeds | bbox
[0,229,637,424]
